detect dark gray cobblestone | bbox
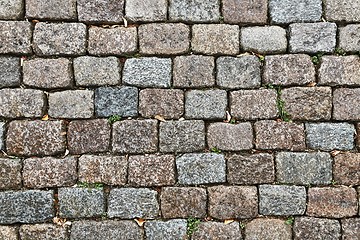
[0,56,21,88]
[0,0,23,20]
[0,158,22,189]
[0,21,32,54]
[26,0,77,20]
[77,0,124,23]
[19,224,69,240]
[145,219,187,240]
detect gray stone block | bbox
[294,217,341,240]
[324,0,360,22]
[0,226,17,240]
[77,0,124,23]
[0,158,22,190]
[19,224,68,240]
[245,218,292,240]
[125,0,167,22]
[169,0,220,22]
[0,0,23,19]
[341,218,360,240]
[26,0,77,20]
[145,220,187,240]
[339,24,360,52]
[192,222,242,240]
[333,88,360,120]
[0,56,20,88]
[222,0,267,24]
[0,122,4,150]
[0,21,32,54]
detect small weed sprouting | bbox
[258,55,265,63]
[187,217,201,236]
[311,53,323,65]
[331,180,337,185]
[239,222,246,229]
[210,147,222,154]
[265,83,275,89]
[285,216,294,225]
[276,87,291,122]
[77,182,104,190]
[229,118,236,124]
[335,48,346,56]
[219,16,224,23]
[108,115,121,124]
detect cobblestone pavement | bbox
[1,0,360,239]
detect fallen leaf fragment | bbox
[123,17,128,27]
[155,115,166,122]
[224,219,234,225]
[135,218,145,227]
[225,111,231,123]
[41,114,49,121]
[330,150,341,157]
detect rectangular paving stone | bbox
[307,187,358,218]
[222,0,267,24]
[305,123,355,150]
[176,153,226,185]
[33,22,86,56]
[78,155,127,186]
[160,187,207,218]
[145,219,187,240]
[169,0,220,22]
[324,0,360,22]
[0,226,17,240]
[0,0,23,19]
[0,21,32,54]
[357,123,360,149]
[112,120,158,154]
[192,222,241,240]
[334,88,360,121]
[0,56,20,88]
[26,0,76,20]
[77,0,124,23]
[20,224,68,240]
[23,156,77,189]
[125,0,167,22]
[192,24,239,55]
[88,26,137,56]
[0,122,3,150]
[216,56,261,89]
[259,185,306,216]
[341,218,360,240]
[0,158,21,190]
[289,23,337,53]
[334,153,360,185]
[339,24,360,52]
[0,190,54,224]
[139,23,190,55]
[245,218,292,240]
[294,217,341,240]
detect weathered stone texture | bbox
[0,0,23,19]
[245,218,292,240]
[341,218,360,240]
[324,0,360,22]
[194,222,242,240]
[0,56,20,88]
[145,220,187,240]
[19,224,68,240]
[77,0,124,23]
[222,0,267,24]
[334,153,360,185]
[0,226,17,240]
[294,217,341,240]
[0,122,3,150]
[334,88,360,120]
[339,24,360,52]
[26,0,77,20]
[125,0,167,22]
[0,158,22,189]
[169,0,220,22]
[0,21,32,54]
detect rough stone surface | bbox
[108,188,159,219]
[19,224,69,240]
[305,123,355,150]
[241,26,287,54]
[23,156,77,188]
[0,158,22,189]
[0,56,20,87]
[33,22,86,56]
[123,57,171,88]
[334,153,360,185]
[0,190,54,224]
[6,120,66,156]
[216,56,261,89]
[95,86,138,117]
[222,0,267,24]
[334,88,360,120]
[159,120,205,153]
[207,122,253,151]
[68,119,111,154]
[58,188,104,218]
[289,23,337,53]
[128,155,175,186]
[339,24,360,52]
[0,226,17,240]
[192,24,240,55]
[341,218,360,240]
[192,222,242,240]
[139,23,190,55]
[208,186,258,219]
[0,122,3,150]
[169,0,220,22]
[324,0,360,22]
[230,89,278,120]
[176,153,226,185]
[23,58,73,89]
[78,155,127,186]
[294,217,341,240]
[77,0,124,23]
[245,218,292,240]
[26,0,77,20]
[112,120,158,154]
[145,220,187,240]
[0,21,32,54]
[276,152,332,185]
[259,185,307,216]
[307,187,358,218]
[263,54,315,86]
[88,26,137,55]
[0,0,23,19]
[125,0,167,22]
[160,187,207,218]
[227,153,275,185]
[255,120,306,150]
[139,89,184,119]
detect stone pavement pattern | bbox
[0,0,360,239]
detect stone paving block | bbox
[68,119,111,154]
[227,153,275,185]
[241,26,287,54]
[334,88,360,120]
[230,89,278,120]
[123,57,171,88]
[305,123,355,150]
[23,58,73,89]
[259,185,306,216]
[289,23,337,53]
[357,123,360,149]
[0,158,21,190]
[88,26,137,56]
[276,152,332,185]
[19,224,68,240]
[185,90,227,119]
[192,24,239,55]
[6,120,66,156]
[207,122,253,151]
[128,155,175,186]
[108,188,159,219]
[245,218,292,240]
[173,55,215,88]
[48,90,94,119]
[139,89,184,119]
[208,186,258,219]
[95,86,138,117]
[78,155,127,186]
[341,218,360,240]
[307,187,358,218]
[26,0,76,20]
[0,0,23,19]
[33,22,86,56]
[255,120,306,150]
[0,56,20,88]
[293,217,341,240]
[176,153,226,185]
[282,87,332,120]
[192,222,242,240]
[263,54,315,86]
[145,219,187,240]
[74,56,120,86]
[160,187,207,218]
[112,120,158,154]
[169,0,220,22]
[334,153,360,185]
[159,120,205,153]
[23,156,77,188]
[139,23,190,55]
[0,122,3,150]
[339,24,360,52]
[58,187,104,219]
[125,0,167,22]
[324,0,360,22]
[0,190,54,224]
[0,21,32,54]
[77,0,124,23]
[222,0,267,24]
[0,226,17,240]
[269,0,322,24]
[216,56,261,89]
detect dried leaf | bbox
[134,218,145,227]
[179,117,185,121]
[224,219,234,225]
[123,17,128,27]
[31,19,39,23]
[41,114,49,121]
[330,150,341,157]
[155,115,166,122]
[63,149,70,157]
[53,217,68,226]
[225,111,231,123]
[307,82,317,87]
